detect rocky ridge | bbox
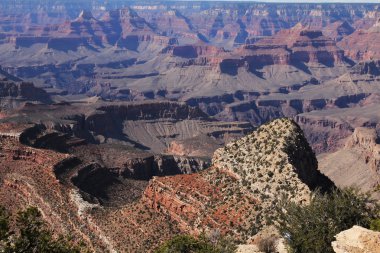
[143,118,334,240]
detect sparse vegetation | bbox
[276,188,380,253]
[0,206,88,253]
[257,236,278,253]
[370,216,380,232]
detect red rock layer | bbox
[339,19,380,62]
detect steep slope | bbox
[3,100,252,154]
[0,117,336,252]
[235,23,349,72]
[339,19,380,62]
[0,136,110,251]
[318,127,380,200]
[0,80,51,115]
[323,21,355,42]
[142,118,334,240]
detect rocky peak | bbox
[322,21,355,42]
[106,8,147,26]
[143,118,334,238]
[345,127,379,150]
[213,118,333,195]
[344,127,380,173]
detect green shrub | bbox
[370,218,380,232]
[276,188,379,253]
[0,206,87,253]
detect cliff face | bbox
[339,19,380,62]
[323,21,355,42]
[218,24,348,76]
[6,101,251,154]
[346,128,380,174]
[0,80,49,101]
[167,24,348,76]
[319,127,380,200]
[0,80,51,114]
[83,102,252,153]
[0,136,109,251]
[0,2,377,99]
[143,118,334,239]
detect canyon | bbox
[0,1,380,252]
[0,118,335,252]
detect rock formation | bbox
[143,118,334,239]
[227,23,348,75]
[319,127,380,199]
[332,226,380,253]
[0,80,51,115]
[339,19,380,62]
[323,21,355,41]
[5,101,251,154]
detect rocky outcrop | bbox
[0,80,50,102]
[71,153,210,205]
[318,127,380,199]
[339,19,380,62]
[345,127,380,169]
[323,21,355,41]
[220,24,348,76]
[295,114,355,154]
[332,226,380,253]
[0,80,51,114]
[108,154,210,180]
[167,134,222,157]
[143,118,334,239]
[213,118,333,193]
